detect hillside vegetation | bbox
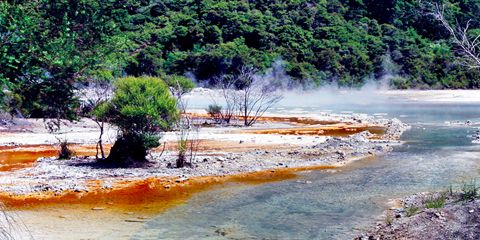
[1,0,480,118]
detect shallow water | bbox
[136,96,480,239]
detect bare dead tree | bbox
[236,66,283,126]
[431,2,480,69]
[79,79,113,160]
[210,75,241,124]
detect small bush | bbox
[461,180,479,201]
[405,206,420,217]
[176,128,189,168]
[94,76,179,165]
[164,75,195,97]
[207,104,223,123]
[424,195,446,209]
[58,140,74,160]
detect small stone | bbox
[175,177,188,183]
[125,219,146,223]
[91,207,106,211]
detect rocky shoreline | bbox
[357,191,480,240]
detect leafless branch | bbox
[431,2,480,69]
[236,66,283,126]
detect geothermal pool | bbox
[133,94,480,239]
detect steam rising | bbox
[186,56,399,110]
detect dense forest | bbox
[1,0,480,118]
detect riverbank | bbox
[0,112,407,198]
[0,111,409,239]
[357,191,480,240]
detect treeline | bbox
[1,0,480,118]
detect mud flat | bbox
[0,112,408,239]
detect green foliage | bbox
[424,194,447,209]
[164,75,196,97]
[461,180,479,201]
[405,206,420,217]
[1,0,480,118]
[95,76,178,134]
[177,128,189,168]
[207,104,223,123]
[95,76,179,164]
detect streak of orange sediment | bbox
[185,112,341,125]
[0,145,113,171]
[241,124,386,137]
[0,165,336,213]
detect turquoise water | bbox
[134,100,480,239]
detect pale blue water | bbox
[134,96,480,239]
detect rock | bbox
[125,219,147,223]
[175,177,188,183]
[216,157,225,162]
[91,207,106,211]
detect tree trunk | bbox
[244,95,248,126]
[105,136,148,166]
[96,121,105,160]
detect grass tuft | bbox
[424,194,446,209]
[461,180,479,202]
[405,206,420,217]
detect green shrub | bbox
[461,180,479,201]
[405,206,420,217]
[424,194,446,209]
[207,104,223,123]
[164,75,196,98]
[94,76,179,165]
